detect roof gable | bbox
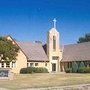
[17,42,48,62]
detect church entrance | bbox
[52,63,56,71]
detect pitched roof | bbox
[17,42,49,62]
[61,42,90,62]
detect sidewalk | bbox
[0,84,90,90]
[21,84,90,90]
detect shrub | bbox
[64,61,90,73]
[65,68,72,73]
[84,67,90,73]
[20,67,34,74]
[78,67,85,73]
[72,62,78,73]
[20,67,48,74]
[35,67,48,73]
[77,67,90,73]
[20,68,27,74]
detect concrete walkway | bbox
[20,84,90,90]
[0,84,90,90]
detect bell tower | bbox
[47,19,61,72]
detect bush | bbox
[65,68,72,73]
[20,67,34,74]
[20,67,48,74]
[77,67,90,73]
[64,61,90,73]
[35,67,48,73]
[20,68,27,74]
[78,67,85,73]
[84,67,90,73]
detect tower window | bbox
[53,36,56,51]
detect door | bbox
[52,63,56,71]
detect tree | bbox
[72,62,78,73]
[0,37,19,62]
[78,62,85,73]
[79,62,85,68]
[77,33,90,43]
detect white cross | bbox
[53,18,57,29]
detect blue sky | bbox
[0,0,90,45]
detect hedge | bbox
[84,67,90,73]
[65,68,72,73]
[78,67,85,73]
[20,67,48,74]
[65,61,90,73]
[65,67,90,73]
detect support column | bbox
[57,59,60,72]
[62,63,65,72]
[0,63,1,68]
[10,62,12,68]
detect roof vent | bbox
[35,41,42,44]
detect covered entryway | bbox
[52,63,56,71]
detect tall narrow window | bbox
[53,36,56,51]
[1,62,4,68]
[6,62,10,67]
[12,62,16,68]
[27,63,29,67]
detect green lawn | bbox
[0,73,90,90]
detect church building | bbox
[0,19,90,73]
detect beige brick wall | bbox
[6,36,27,73]
[11,50,27,73]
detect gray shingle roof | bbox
[17,42,48,62]
[61,42,90,62]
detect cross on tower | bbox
[53,18,57,29]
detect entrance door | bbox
[52,63,56,71]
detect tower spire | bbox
[53,18,57,29]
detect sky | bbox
[0,0,90,45]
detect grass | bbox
[0,73,90,90]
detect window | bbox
[6,62,10,67]
[27,63,29,67]
[12,62,16,68]
[52,56,59,60]
[45,63,47,66]
[53,36,56,51]
[35,63,38,66]
[1,62,4,68]
[30,63,34,67]
[67,62,72,68]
